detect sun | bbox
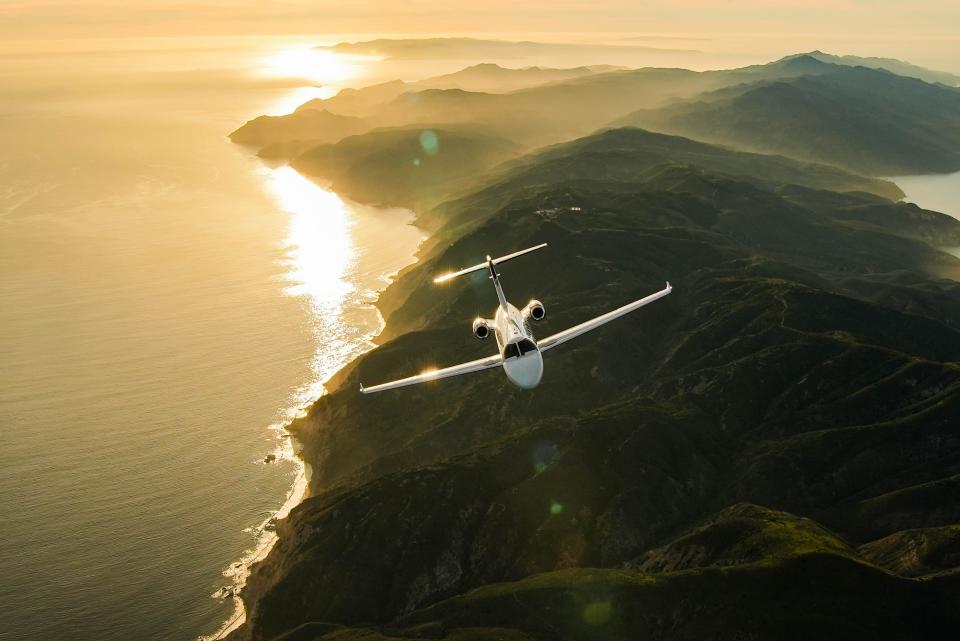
[259,46,363,84]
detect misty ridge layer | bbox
[227,50,960,641]
[616,57,960,174]
[231,51,960,179]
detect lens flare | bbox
[419,130,440,155]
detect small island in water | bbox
[226,39,960,641]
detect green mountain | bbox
[290,126,523,210]
[286,126,903,240]
[617,61,960,174]
[226,124,960,641]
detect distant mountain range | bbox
[319,36,703,62]
[616,57,960,174]
[798,50,960,86]
[232,52,960,176]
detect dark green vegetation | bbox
[228,52,960,641]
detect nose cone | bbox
[503,352,544,389]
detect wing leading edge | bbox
[537,283,672,352]
[360,353,502,394]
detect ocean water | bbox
[894,171,960,259]
[894,171,960,221]
[0,37,423,641]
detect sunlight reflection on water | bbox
[261,166,358,400]
[207,163,423,640]
[266,166,354,305]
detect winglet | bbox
[359,382,366,394]
[666,281,672,292]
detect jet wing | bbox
[537,283,672,353]
[360,353,503,394]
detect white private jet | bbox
[359,243,672,394]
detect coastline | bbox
[204,191,426,641]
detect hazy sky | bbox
[2,0,958,69]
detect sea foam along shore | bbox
[202,220,425,641]
[202,427,309,641]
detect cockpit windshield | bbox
[503,339,538,360]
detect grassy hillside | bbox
[632,503,857,572]
[226,122,960,641]
[860,525,960,577]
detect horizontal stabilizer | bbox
[434,243,548,283]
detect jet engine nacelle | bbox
[472,318,492,339]
[524,299,546,321]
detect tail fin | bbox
[434,243,548,283]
